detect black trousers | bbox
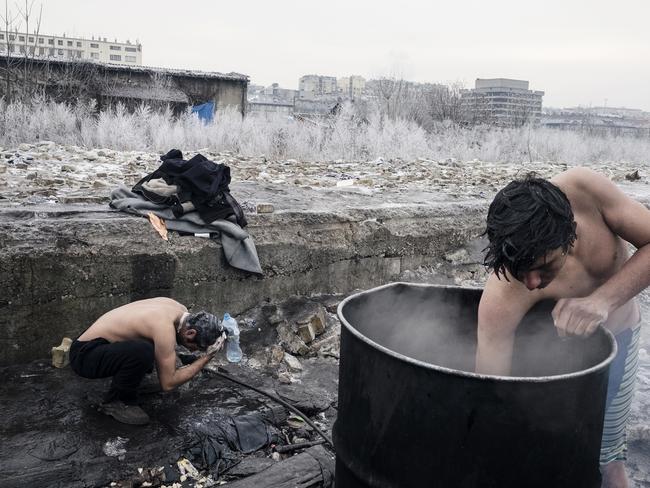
[70,338,155,404]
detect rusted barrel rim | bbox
[337,282,618,383]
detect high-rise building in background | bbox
[298,74,338,100]
[337,75,366,98]
[0,31,142,65]
[461,78,543,126]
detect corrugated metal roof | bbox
[1,54,249,81]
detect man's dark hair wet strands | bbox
[483,174,577,280]
[186,311,220,350]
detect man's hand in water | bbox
[205,335,226,358]
[552,296,608,337]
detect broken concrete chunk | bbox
[256,203,275,214]
[276,322,310,356]
[298,322,316,343]
[283,353,303,372]
[51,337,73,368]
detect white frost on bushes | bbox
[1,97,649,165]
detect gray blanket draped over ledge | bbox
[109,185,263,274]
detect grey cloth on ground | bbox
[110,185,262,274]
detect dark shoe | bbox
[98,400,150,425]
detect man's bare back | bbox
[78,297,187,345]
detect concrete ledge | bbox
[0,183,489,364]
[3,180,648,365]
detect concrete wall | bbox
[0,197,487,365]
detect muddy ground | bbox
[2,278,649,487]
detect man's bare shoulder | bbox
[552,167,614,200]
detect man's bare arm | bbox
[154,330,215,391]
[476,273,539,375]
[553,168,650,335]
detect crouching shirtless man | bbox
[476,168,650,488]
[70,297,224,425]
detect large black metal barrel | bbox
[334,283,616,488]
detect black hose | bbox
[206,367,334,449]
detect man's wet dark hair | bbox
[185,311,220,350]
[483,174,577,280]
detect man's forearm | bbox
[164,355,212,390]
[593,245,650,313]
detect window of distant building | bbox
[38,37,44,44]
[9,34,15,41]
[28,36,34,43]
[125,55,136,62]
[110,54,121,61]
[90,52,99,59]
[0,34,4,40]
[48,39,54,45]
[125,46,137,52]
[76,41,81,47]
[109,45,121,50]
[67,40,72,46]
[90,43,99,48]
[57,39,63,45]
[19,35,25,42]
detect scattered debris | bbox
[147,212,169,241]
[51,337,72,368]
[103,436,129,458]
[255,203,274,214]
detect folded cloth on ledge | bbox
[110,185,262,274]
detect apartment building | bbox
[337,75,366,99]
[299,74,338,99]
[0,31,142,64]
[461,78,544,126]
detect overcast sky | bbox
[13,0,650,110]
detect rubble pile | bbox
[1,142,647,206]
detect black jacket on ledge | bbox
[133,149,247,228]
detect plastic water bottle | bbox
[222,313,242,363]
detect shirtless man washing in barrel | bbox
[476,168,650,488]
